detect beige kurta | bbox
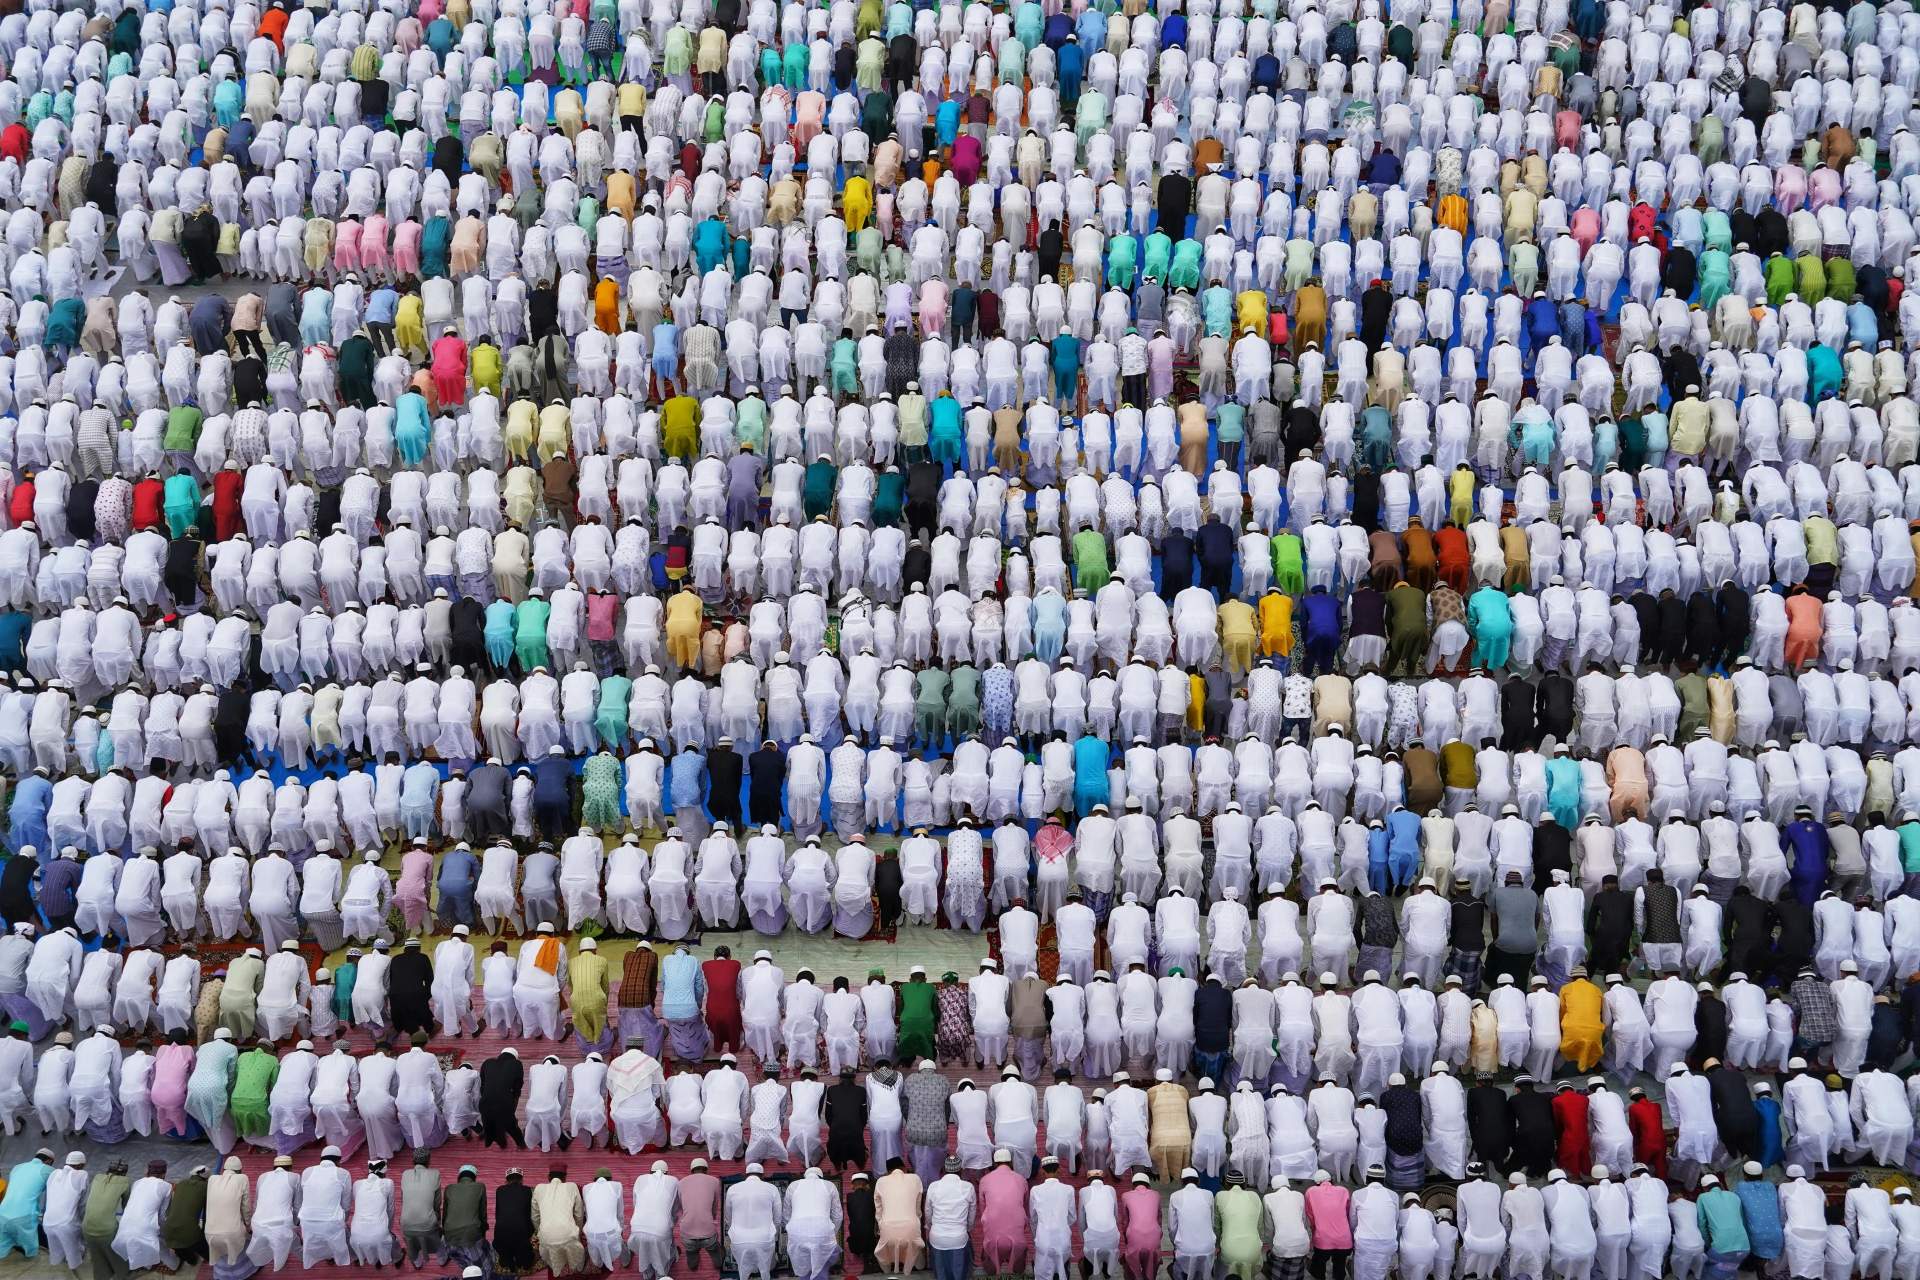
[533,1179,586,1275]
[874,1170,926,1270]
[205,1169,252,1265]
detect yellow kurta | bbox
[1557,977,1605,1072]
[1258,592,1294,657]
[570,951,611,1043]
[1219,599,1258,675]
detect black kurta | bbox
[845,1182,879,1268]
[874,855,904,928]
[824,1078,869,1169]
[1586,887,1634,976]
[748,745,787,826]
[1706,1064,1758,1158]
[479,1052,527,1148]
[0,854,36,926]
[1507,1084,1556,1178]
[493,1178,535,1270]
[388,949,434,1035]
[705,745,744,826]
[1466,1082,1513,1172]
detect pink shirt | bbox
[397,847,433,905]
[1807,167,1842,212]
[1303,1184,1353,1250]
[919,280,949,334]
[391,220,424,276]
[586,591,620,643]
[149,1042,195,1110]
[977,1166,1031,1248]
[678,1172,722,1238]
[1120,1187,1162,1251]
[360,215,392,272]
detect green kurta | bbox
[228,1047,279,1139]
[1271,533,1305,595]
[1215,1186,1266,1279]
[162,1172,210,1254]
[594,678,633,750]
[514,597,552,671]
[582,752,624,828]
[898,979,937,1059]
[946,666,982,737]
[1072,528,1110,591]
[81,1171,129,1251]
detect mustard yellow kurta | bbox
[1259,592,1294,658]
[1557,976,1605,1072]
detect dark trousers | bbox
[1311,1247,1352,1280]
[933,1245,973,1280]
[684,1236,725,1271]
[483,1112,528,1148]
[1484,946,1534,988]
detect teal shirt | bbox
[1897,820,1920,873]
[1216,402,1244,444]
[1015,1,1044,47]
[595,675,634,748]
[929,395,963,449]
[0,1157,51,1222]
[514,598,552,645]
[1696,1188,1750,1256]
[332,959,357,1022]
[163,472,201,519]
[213,79,244,127]
[484,600,517,650]
[1201,285,1233,336]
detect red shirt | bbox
[6,478,32,528]
[1435,525,1471,592]
[701,956,741,1028]
[1627,1098,1668,1178]
[211,469,244,542]
[1552,1088,1591,1175]
[131,477,165,531]
[0,124,27,166]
